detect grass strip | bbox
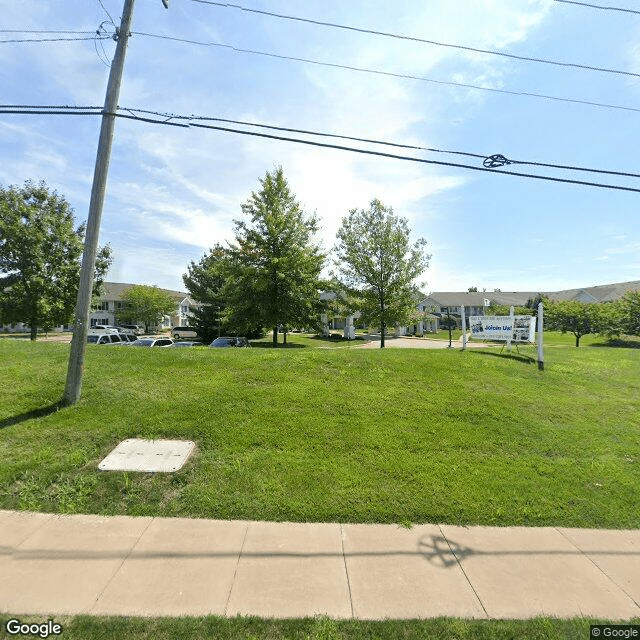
[1,338,638,528]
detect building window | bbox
[97,301,109,311]
[114,301,128,311]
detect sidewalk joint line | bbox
[340,524,355,619]
[91,515,155,611]
[439,525,488,618]
[555,527,640,612]
[224,520,249,616]
[13,511,55,549]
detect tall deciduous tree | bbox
[114,285,177,332]
[333,198,430,348]
[620,291,640,336]
[0,180,112,340]
[545,299,597,347]
[223,167,325,346]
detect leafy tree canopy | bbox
[114,285,176,332]
[182,244,263,343]
[332,198,430,347]
[545,299,598,347]
[620,291,640,336]
[222,167,326,345]
[0,180,111,340]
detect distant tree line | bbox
[487,294,640,347]
[543,295,640,347]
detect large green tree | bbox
[114,285,177,333]
[333,198,430,348]
[182,243,245,343]
[619,291,640,336]
[0,180,112,340]
[545,299,598,347]
[222,167,326,346]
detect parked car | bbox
[172,326,198,340]
[168,341,203,347]
[87,333,124,345]
[91,324,120,334]
[130,337,174,347]
[117,324,144,335]
[209,337,251,348]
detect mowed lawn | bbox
[0,337,638,528]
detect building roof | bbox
[546,280,640,303]
[422,280,640,309]
[101,282,191,302]
[422,291,539,307]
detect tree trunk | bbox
[283,329,287,345]
[30,324,38,341]
[575,334,580,347]
[380,321,385,348]
[273,326,278,346]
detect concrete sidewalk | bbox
[1,510,639,619]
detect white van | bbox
[172,326,198,340]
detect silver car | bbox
[130,337,174,347]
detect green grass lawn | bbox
[250,332,371,348]
[2,614,633,640]
[1,336,638,528]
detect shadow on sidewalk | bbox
[3,533,638,565]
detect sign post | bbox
[460,305,467,350]
[537,302,544,370]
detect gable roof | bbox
[547,280,640,303]
[101,282,193,303]
[421,280,640,309]
[422,291,539,307]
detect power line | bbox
[0,30,98,34]
[95,21,115,67]
[553,0,640,16]
[113,110,640,194]
[133,32,640,116]
[0,36,110,44]
[124,106,485,157]
[96,0,117,26]
[2,104,640,192]
[124,107,640,180]
[190,0,640,80]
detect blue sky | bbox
[2,0,640,294]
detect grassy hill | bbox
[1,338,638,528]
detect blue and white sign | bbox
[469,315,536,343]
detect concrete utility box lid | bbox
[98,439,195,472]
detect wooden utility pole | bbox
[63,0,136,405]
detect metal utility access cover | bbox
[98,439,195,472]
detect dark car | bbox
[209,337,250,348]
[168,341,203,348]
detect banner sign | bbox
[469,315,536,343]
